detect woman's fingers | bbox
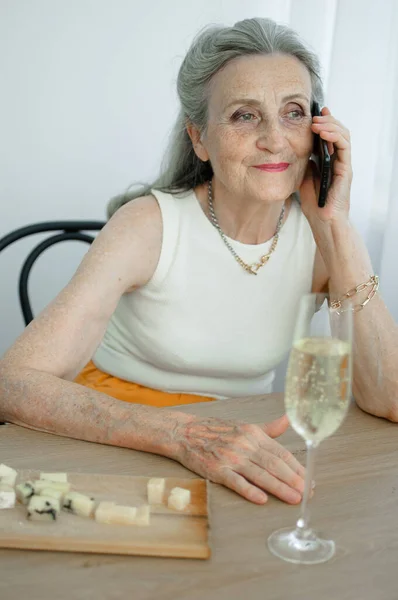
[238,463,302,504]
[260,437,306,480]
[251,452,305,495]
[314,110,351,140]
[258,417,306,479]
[261,414,289,438]
[221,469,268,504]
[312,125,352,171]
[312,106,349,159]
[178,416,307,505]
[312,122,349,141]
[311,113,352,170]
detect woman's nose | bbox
[255,121,286,154]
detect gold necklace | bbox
[207,181,285,276]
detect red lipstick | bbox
[254,163,290,172]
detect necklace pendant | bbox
[249,264,260,274]
[207,180,284,276]
[250,255,269,274]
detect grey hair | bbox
[107,17,324,218]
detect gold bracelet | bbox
[330,275,379,313]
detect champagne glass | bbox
[268,293,353,564]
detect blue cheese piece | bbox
[62,491,95,518]
[27,495,60,521]
[39,487,65,501]
[0,464,17,487]
[16,481,35,505]
[0,483,16,509]
[39,472,68,483]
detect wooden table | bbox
[0,394,397,600]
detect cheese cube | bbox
[62,491,95,518]
[0,464,17,487]
[0,483,16,509]
[135,504,150,526]
[33,480,71,494]
[167,487,191,511]
[39,487,65,501]
[95,501,115,510]
[39,472,68,483]
[95,502,137,525]
[16,481,35,505]
[147,478,165,505]
[27,495,60,521]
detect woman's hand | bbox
[299,106,353,226]
[175,414,305,504]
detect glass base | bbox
[268,526,335,565]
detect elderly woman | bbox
[0,18,397,506]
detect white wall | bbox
[1,1,397,389]
[0,0,292,358]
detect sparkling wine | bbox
[285,337,351,443]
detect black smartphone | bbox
[311,101,332,208]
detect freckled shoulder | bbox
[0,195,164,379]
[82,194,164,291]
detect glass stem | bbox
[295,440,318,539]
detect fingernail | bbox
[311,480,316,490]
[254,491,268,504]
[291,490,302,504]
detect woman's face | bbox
[194,53,314,203]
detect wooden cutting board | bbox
[0,470,211,559]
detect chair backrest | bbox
[0,221,105,326]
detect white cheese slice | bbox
[27,495,60,521]
[95,502,137,525]
[94,501,115,524]
[135,504,150,526]
[62,491,95,517]
[0,483,16,509]
[0,464,17,487]
[39,472,68,483]
[33,480,71,494]
[147,478,165,505]
[167,487,191,511]
[96,501,115,509]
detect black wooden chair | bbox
[0,221,105,326]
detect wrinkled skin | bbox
[176,414,305,504]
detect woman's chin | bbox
[251,186,294,204]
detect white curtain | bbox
[288,0,398,321]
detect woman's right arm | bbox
[0,197,306,505]
[0,196,187,457]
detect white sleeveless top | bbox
[93,189,316,399]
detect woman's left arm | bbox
[301,107,398,421]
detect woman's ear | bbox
[186,122,210,162]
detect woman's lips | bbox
[254,163,290,172]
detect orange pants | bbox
[74,361,215,407]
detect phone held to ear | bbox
[311,101,332,208]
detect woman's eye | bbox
[286,110,304,120]
[235,112,257,122]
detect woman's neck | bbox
[194,180,292,245]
